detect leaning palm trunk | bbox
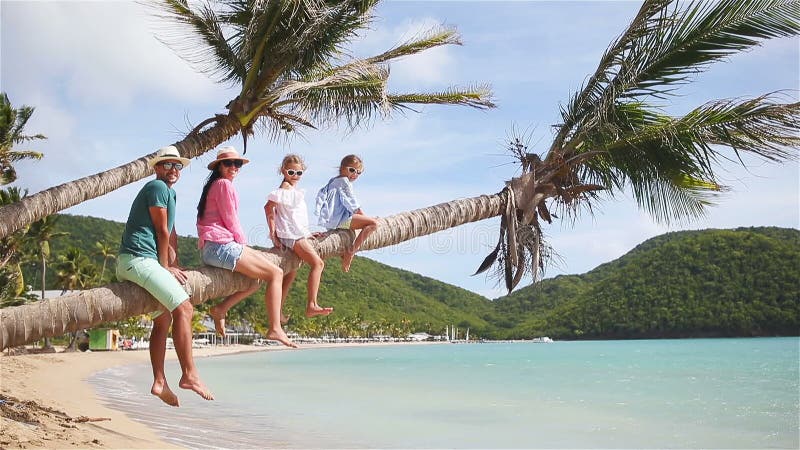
[0,117,241,240]
[0,193,505,350]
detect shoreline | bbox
[0,341,438,449]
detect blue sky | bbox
[3,1,798,299]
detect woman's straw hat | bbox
[207,146,250,170]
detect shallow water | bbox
[91,338,800,449]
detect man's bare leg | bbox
[172,301,214,400]
[149,311,179,407]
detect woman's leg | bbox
[341,214,378,272]
[209,282,260,337]
[292,238,332,317]
[235,246,297,348]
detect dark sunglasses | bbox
[347,166,362,175]
[159,161,184,171]
[221,159,244,168]
[287,169,304,176]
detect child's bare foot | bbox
[341,251,354,272]
[151,379,179,407]
[306,304,334,318]
[267,328,298,348]
[209,306,226,337]
[178,375,214,401]
[280,313,291,325]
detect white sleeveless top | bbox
[267,187,311,239]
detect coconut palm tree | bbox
[0,0,494,240]
[1,0,798,350]
[25,216,69,349]
[0,93,45,186]
[26,216,70,301]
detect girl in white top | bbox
[265,154,333,320]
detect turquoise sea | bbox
[91,338,799,449]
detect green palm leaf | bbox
[578,94,799,222]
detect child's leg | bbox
[280,270,297,324]
[292,238,332,318]
[341,214,378,272]
[209,283,260,337]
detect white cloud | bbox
[2,1,225,107]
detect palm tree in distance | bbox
[25,215,69,349]
[93,241,117,284]
[0,93,46,186]
[0,0,494,240]
[1,0,798,350]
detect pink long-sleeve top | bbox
[196,178,247,248]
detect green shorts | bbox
[116,253,189,316]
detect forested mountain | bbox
[493,227,799,339]
[20,216,799,339]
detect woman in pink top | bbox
[197,147,296,348]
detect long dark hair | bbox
[197,168,223,219]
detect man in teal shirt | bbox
[117,145,213,407]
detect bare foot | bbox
[209,306,226,337]
[306,304,334,318]
[280,313,291,325]
[151,379,179,407]
[267,328,299,348]
[178,375,214,401]
[341,251,354,272]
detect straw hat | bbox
[148,145,190,168]
[207,146,250,170]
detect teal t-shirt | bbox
[119,179,176,259]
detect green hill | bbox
[20,215,799,339]
[493,227,800,339]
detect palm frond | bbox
[577,94,799,222]
[271,61,390,129]
[630,173,722,224]
[5,150,44,163]
[366,26,462,65]
[554,0,800,154]
[552,0,673,151]
[625,0,800,99]
[387,84,496,110]
[150,0,245,84]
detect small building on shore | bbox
[89,328,120,351]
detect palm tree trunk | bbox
[0,116,241,240]
[0,192,505,350]
[40,252,53,350]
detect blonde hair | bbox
[339,154,363,171]
[278,154,306,175]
